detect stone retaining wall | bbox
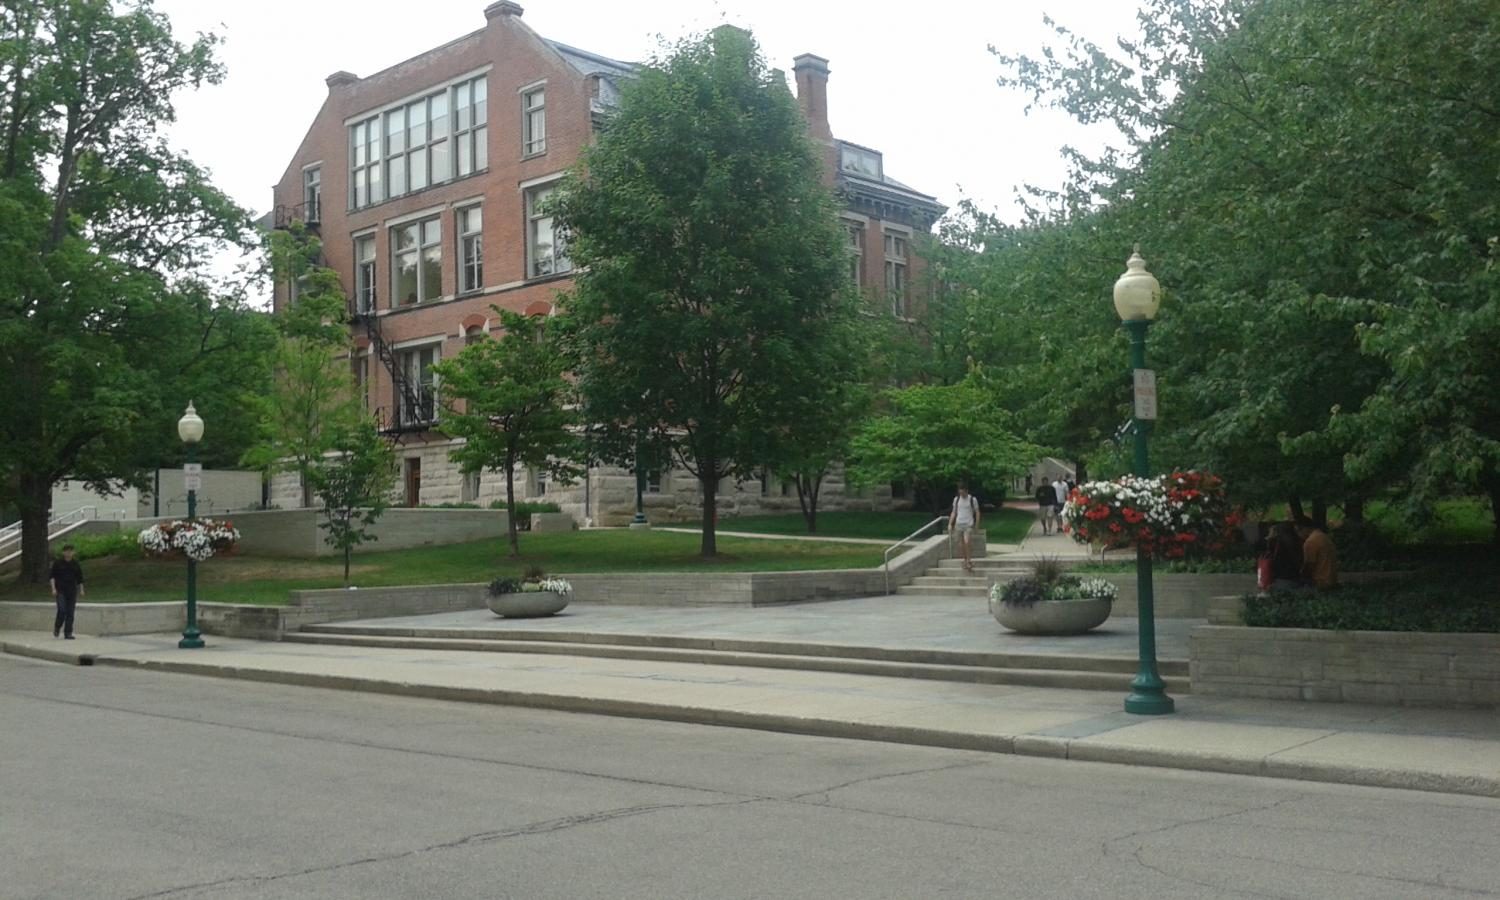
[1190,625,1500,707]
[0,600,184,636]
[119,508,508,558]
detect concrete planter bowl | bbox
[486,588,571,619]
[988,595,1112,636]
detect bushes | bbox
[1242,580,1500,633]
[65,531,140,560]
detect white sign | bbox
[1133,369,1158,421]
[183,474,202,491]
[183,463,202,476]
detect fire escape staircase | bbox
[351,298,437,445]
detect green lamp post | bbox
[177,402,205,649]
[1114,247,1173,715]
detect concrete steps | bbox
[288,625,1189,694]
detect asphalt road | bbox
[3,655,1497,900]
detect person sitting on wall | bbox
[1260,521,1304,592]
[1295,515,1339,590]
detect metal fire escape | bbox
[349,296,435,442]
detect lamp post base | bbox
[178,632,205,650]
[1124,683,1175,715]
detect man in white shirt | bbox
[1053,478,1071,531]
[948,483,981,573]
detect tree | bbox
[308,418,396,587]
[555,26,853,556]
[847,378,1039,512]
[433,310,578,558]
[977,0,1500,537]
[0,1,264,582]
[243,224,361,507]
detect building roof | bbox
[545,39,637,79]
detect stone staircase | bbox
[895,556,1034,599]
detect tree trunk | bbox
[700,471,717,558]
[1311,498,1329,530]
[343,542,352,587]
[1343,496,1365,525]
[504,454,520,558]
[1075,461,1089,484]
[1287,496,1305,522]
[300,470,313,508]
[16,472,51,584]
[794,473,823,534]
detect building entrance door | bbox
[404,457,421,507]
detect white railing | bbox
[0,506,100,548]
[883,516,950,595]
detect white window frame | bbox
[349,118,382,209]
[396,342,441,427]
[303,165,322,223]
[351,350,371,410]
[840,144,883,179]
[884,228,911,317]
[521,83,546,156]
[392,216,443,306]
[354,233,377,313]
[461,470,481,503]
[525,181,571,279]
[844,219,865,287]
[457,204,483,295]
[453,75,489,177]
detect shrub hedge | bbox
[1241,580,1500,633]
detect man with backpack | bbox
[949,483,982,574]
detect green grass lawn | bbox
[0,530,886,607]
[692,507,1036,544]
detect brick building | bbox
[268,2,946,524]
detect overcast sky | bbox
[152,0,1141,285]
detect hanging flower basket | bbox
[137,519,241,562]
[1061,471,1240,559]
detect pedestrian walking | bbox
[1052,477,1071,532]
[49,544,84,640]
[949,483,981,573]
[1034,479,1057,535]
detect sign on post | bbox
[1133,369,1158,421]
[183,463,203,492]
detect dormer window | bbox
[840,144,882,179]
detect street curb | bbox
[1,641,95,667]
[282,632,1192,694]
[85,653,1500,800]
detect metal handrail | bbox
[0,505,98,548]
[883,516,950,595]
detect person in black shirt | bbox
[1034,481,1057,535]
[49,544,85,639]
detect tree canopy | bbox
[0,0,272,581]
[555,26,855,556]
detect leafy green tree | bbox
[309,418,396,587]
[0,0,264,582]
[433,310,578,558]
[975,0,1500,537]
[554,27,852,556]
[243,224,361,507]
[847,378,1039,512]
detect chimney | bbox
[793,54,831,142]
[325,71,358,91]
[484,0,523,19]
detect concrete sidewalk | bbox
[5,630,1498,799]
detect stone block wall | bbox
[119,508,507,558]
[1190,625,1500,707]
[0,601,184,636]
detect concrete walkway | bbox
[6,630,1498,799]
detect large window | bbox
[522,87,546,156]
[397,345,439,427]
[526,184,571,278]
[458,206,483,294]
[454,76,488,176]
[885,230,909,317]
[350,74,488,210]
[354,235,376,313]
[845,220,865,287]
[393,217,442,306]
[303,167,321,222]
[349,119,382,208]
